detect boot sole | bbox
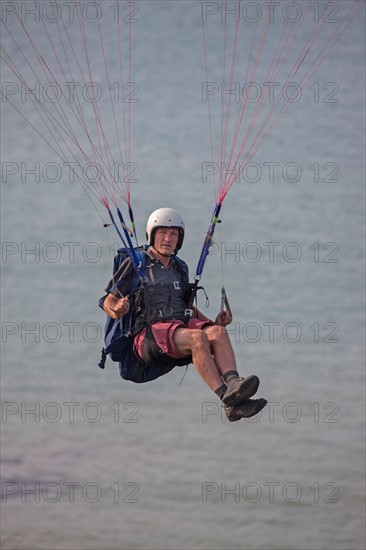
[222,375,260,407]
[226,398,267,422]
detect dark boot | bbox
[225,398,267,422]
[222,375,260,407]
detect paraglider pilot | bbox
[101,208,267,421]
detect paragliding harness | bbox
[98,246,196,383]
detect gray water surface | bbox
[1,2,365,549]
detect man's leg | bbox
[202,324,237,377]
[172,325,256,394]
[172,327,223,391]
[172,325,266,420]
[201,324,259,404]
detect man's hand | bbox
[104,294,130,319]
[215,310,232,326]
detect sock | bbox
[214,383,227,401]
[223,370,239,385]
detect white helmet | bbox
[146,207,185,251]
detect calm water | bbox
[1,2,365,549]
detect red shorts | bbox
[134,318,212,360]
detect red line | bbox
[240,0,364,171]
[118,0,129,200]
[220,0,241,189]
[201,0,218,198]
[2,3,121,205]
[223,0,273,196]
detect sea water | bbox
[1,2,365,549]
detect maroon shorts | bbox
[134,318,212,360]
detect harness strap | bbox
[141,284,191,370]
[98,348,107,369]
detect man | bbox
[102,207,267,421]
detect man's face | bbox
[153,227,179,256]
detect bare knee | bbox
[189,329,209,351]
[205,324,228,345]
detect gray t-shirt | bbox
[144,250,189,322]
[103,249,190,325]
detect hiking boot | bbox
[225,398,267,422]
[222,375,260,407]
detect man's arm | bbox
[193,306,232,327]
[100,255,135,319]
[103,294,130,320]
